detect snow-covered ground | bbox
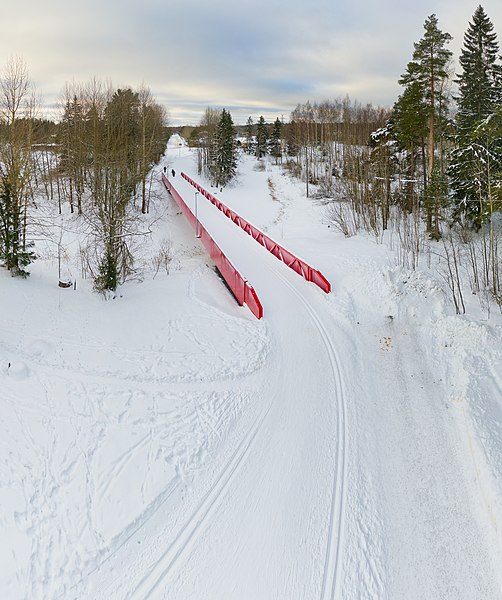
[1,137,501,599]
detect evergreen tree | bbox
[399,14,452,180]
[399,14,452,231]
[270,117,283,163]
[245,116,254,154]
[425,163,449,240]
[58,92,86,214]
[255,116,268,158]
[368,122,395,229]
[211,109,237,188]
[392,80,429,210]
[449,6,501,227]
[0,174,35,277]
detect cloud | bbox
[0,0,500,124]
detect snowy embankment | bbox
[1,137,501,599]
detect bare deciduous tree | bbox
[0,56,37,276]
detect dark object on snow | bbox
[171,169,175,177]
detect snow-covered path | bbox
[80,167,351,599]
[150,153,502,599]
[1,145,501,599]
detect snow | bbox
[1,141,501,599]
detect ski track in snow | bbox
[330,262,502,599]
[125,393,273,599]
[0,269,269,599]
[0,316,268,384]
[2,147,502,599]
[1,369,258,598]
[120,268,350,600]
[273,268,348,600]
[76,166,353,599]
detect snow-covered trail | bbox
[336,292,502,599]
[157,155,502,599]
[2,144,501,599]
[83,168,354,599]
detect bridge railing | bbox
[162,174,263,319]
[181,172,331,294]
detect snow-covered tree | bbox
[449,5,501,227]
[0,174,35,276]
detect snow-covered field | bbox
[1,138,501,599]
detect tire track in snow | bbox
[125,398,273,599]
[275,270,347,600]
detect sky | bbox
[0,0,501,126]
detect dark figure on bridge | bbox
[171,169,176,177]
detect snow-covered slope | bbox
[1,146,501,599]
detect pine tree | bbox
[400,15,452,180]
[211,109,237,188]
[425,163,449,240]
[399,14,452,232]
[449,6,501,227]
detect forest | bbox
[190,8,501,314]
[0,64,169,291]
[0,7,500,314]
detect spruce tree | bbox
[211,109,237,188]
[0,174,35,277]
[270,117,283,163]
[449,6,501,227]
[245,116,254,154]
[255,116,268,159]
[0,57,37,277]
[392,80,429,210]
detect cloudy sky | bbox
[0,0,500,125]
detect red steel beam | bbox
[162,175,263,319]
[181,172,331,294]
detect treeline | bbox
[331,6,502,312]
[0,58,169,291]
[288,7,501,313]
[2,7,500,310]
